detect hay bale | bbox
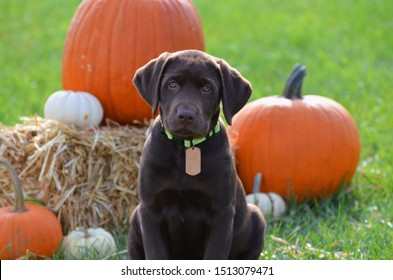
[0,116,147,234]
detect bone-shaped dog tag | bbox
[185,147,201,176]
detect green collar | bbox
[162,122,221,148]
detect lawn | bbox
[0,0,392,259]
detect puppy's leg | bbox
[236,204,266,260]
[204,213,234,259]
[128,206,145,260]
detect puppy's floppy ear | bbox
[216,59,252,125]
[133,52,170,115]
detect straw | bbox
[0,116,147,234]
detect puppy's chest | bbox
[169,143,227,177]
[153,188,213,219]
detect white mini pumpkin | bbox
[246,192,287,218]
[62,227,116,260]
[44,90,103,127]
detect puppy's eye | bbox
[168,81,179,90]
[201,84,212,94]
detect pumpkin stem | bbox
[79,227,91,238]
[282,64,307,99]
[253,173,262,194]
[0,158,27,212]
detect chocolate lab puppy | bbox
[128,50,266,260]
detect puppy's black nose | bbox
[176,107,196,124]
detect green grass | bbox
[1,0,392,259]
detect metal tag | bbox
[185,147,201,176]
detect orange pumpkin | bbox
[0,159,62,259]
[228,65,360,200]
[62,0,205,124]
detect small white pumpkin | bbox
[44,90,103,127]
[246,193,271,214]
[268,192,287,217]
[246,192,287,218]
[62,227,116,260]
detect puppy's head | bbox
[133,50,252,139]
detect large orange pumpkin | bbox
[228,65,360,200]
[0,159,63,259]
[62,0,205,124]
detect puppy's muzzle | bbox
[176,106,197,125]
